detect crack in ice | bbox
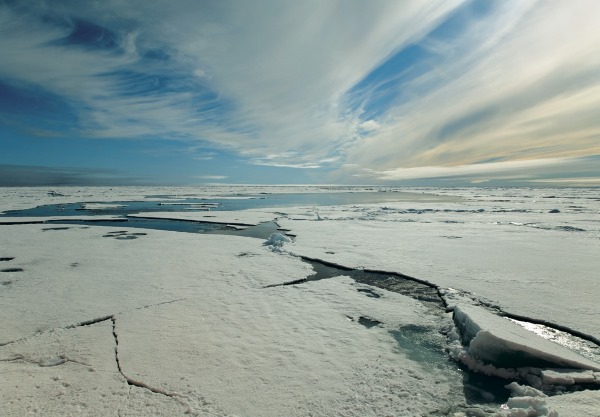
[499,311,600,347]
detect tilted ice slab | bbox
[454,304,600,371]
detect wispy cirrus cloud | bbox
[345,0,600,183]
[1,0,598,185]
[0,0,463,168]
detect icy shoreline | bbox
[1,186,599,416]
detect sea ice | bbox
[129,209,278,226]
[2,186,599,416]
[0,215,122,224]
[453,304,600,371]
[0,221,459,416]
[278,210,600,339]
[540,369,597,385]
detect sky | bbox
[1,0,599,186]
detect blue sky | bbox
[1,0,599,186]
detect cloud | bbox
[1,1,598,185]
[345,0,600,180]
[359,120,380,133]
[251,161,322,169]
[0,0,463,168]
[196,175,228,180]
[530,178,600,185]
[362,156,600,186]
[375,158,569,181]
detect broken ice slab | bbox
[453,304,600,371]
[541,369,597,385]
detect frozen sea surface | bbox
[1,186,599,416]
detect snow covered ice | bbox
[1,186,600,416]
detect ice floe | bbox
[1,185,599,416]
[129,209,279,226]
[0,222,460,416]
[279,215,600,338]
[0,215,123,224]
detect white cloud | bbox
[366,156,600,186]
[359,120,380,132]
[0,0,463,168]
[529,178,600,185]
[345,0,600,179]
[196,175,228,180]
[250,161,322,169]
[375,158,569,181]
[1,0,598,184]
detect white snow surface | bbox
[129,209,278,226]
[2,185,600,416]
[0,322,187,415]
[276,193,600,339]
[0,215,122,224]
[0,223,457,416]
[544,389,600,416]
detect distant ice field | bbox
[1,186,599,416]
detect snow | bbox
[0,215,123,224]
[1,185,599,416]
[277,201,600,339]
[0,321,187,416]
[115,278,452,416]
[129,209,279,226]
[0,222,459,416]
[0,224,312,344]
[544,389,600,416]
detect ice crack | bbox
[264,255,447,312]
[499,311,600,347]
[110,316,181,399]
